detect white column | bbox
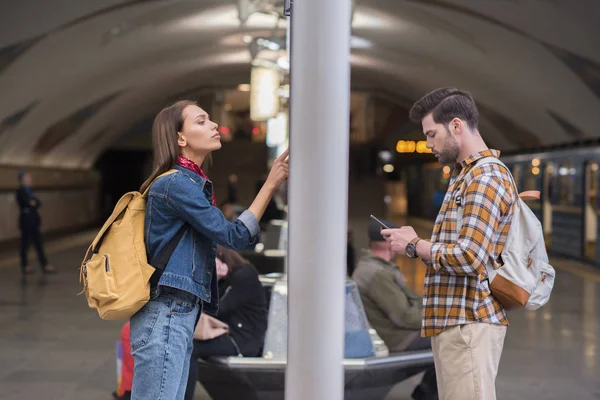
[286,0,352,399]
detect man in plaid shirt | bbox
[382,87,516,400]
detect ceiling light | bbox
[350,36,372,49]
[250,67,280,121]
[378,150,392,163]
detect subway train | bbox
[410,145,600,267]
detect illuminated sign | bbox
[396,140,432,154]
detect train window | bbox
[585,161,598,260]
[557,162,577,205]
[588,162,599,210]
[524,161,540,191]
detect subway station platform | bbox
[0,220,599,400]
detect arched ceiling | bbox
[0,0,599,168]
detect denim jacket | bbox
[144,165,260,315]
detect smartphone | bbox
[370,214,390,229]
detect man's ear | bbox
[450,118,463,135]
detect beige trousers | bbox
[431,323,507,400]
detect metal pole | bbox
[286,0,351,399]
[283,14,291,276]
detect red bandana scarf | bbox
[176,156,216,206]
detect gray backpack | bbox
[457,157,555,310]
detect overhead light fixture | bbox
[256,37,280,51]
[378,150,392,163]
[350,36,372,49]
[250,67,280,121]
[383,164,394,173]
[266,112,288,148]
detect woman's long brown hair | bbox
[217,245,249,278]
[139,100,212,193]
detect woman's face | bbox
[178,105,221,156]
[215,257,229,279]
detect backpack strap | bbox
[149,224,188,287]
[143,169,187,286]
[455,156,517,233]
[142,169,179,198]
[92,192,136,254]
[455,156,519,282]
[475,157,518,192]
[91,169,180,254]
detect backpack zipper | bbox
[104,255,110,272]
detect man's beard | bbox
[438,130,460,165]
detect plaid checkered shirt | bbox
[421,149,516,337]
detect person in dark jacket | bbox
[15,171,55,275]
[185,246,268,400]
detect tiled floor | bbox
[0,222,599,400]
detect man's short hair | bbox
[368,219,399,243]
[409,87,479,131]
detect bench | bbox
[195,350,434,400]
[194,274,434,399]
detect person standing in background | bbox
[16,170,55,276]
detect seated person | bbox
[185,246,268,400]
[352,219,437,400]
[113,322,133,400]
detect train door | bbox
[542,162,554,246]
[584,161,599,262]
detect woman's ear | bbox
[177,132,186,147]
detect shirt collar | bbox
[458,149,501,169]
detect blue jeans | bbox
[130,287,201,400]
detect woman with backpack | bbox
[131,100,288,400]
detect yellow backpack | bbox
[79,170,185,320]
